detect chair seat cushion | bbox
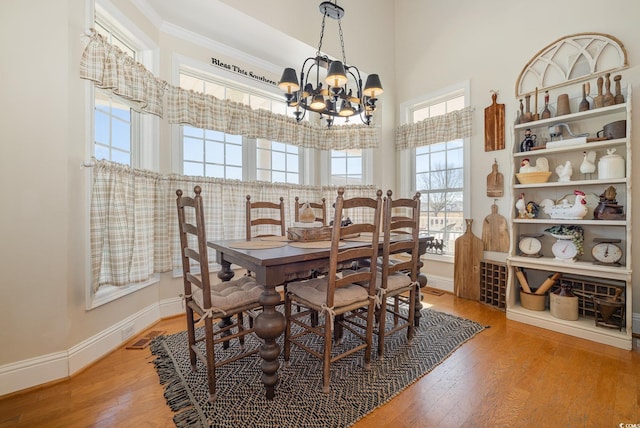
[193,275,264,312]
[342,268,412,291]
[288,277,368,308]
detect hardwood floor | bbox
[1,291,639,427]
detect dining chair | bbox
[284,187,383,394]
[340,190,421,358]
[246,195,286,239]
[176,186,265,402]
[294,196,327,225]
[374,190,421,358]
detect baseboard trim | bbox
[0,299,184,397]
[424,274,454,294]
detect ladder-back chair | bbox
[284,187,383,393]
[176,186,264,402]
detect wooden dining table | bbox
[207,236,430,400]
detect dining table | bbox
[207,235,430,400]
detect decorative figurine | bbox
[555,160,573,182]
[540,190,588,220]
[593,186,625,220]
[520,128,536,152]
[579,151,597,179]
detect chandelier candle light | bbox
[278,1,383,127]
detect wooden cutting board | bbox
[454,219,483,300]
[484,92,505,151]
[482,203,509,252]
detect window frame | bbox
[399,81,471,260]
[85,2,160,310]
[174,64,306,184]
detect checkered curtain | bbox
[165,86,379,150]
[90,160,380,290]
[395,106,473,150]
[80,30,378,150]
[90,160,165,291]
[80,29,167,117]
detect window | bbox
[179,71,300,183]
[406,85,469,256]
[93,22,137,166]
[331,149,363,185]
[88,9,158,309]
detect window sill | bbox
[421,253,455,264]
[88,274,160,310]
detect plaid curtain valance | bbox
[395,106,473,150]
[80,30,378,150]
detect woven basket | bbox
[287,226,333,242]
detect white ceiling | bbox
[131,0,325,70]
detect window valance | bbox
[80,29,378,150]
[80,29,168,117]
[395,106,473,150]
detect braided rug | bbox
[151,308,485,428]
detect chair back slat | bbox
[246,195,286,239]
[382,191,421,283]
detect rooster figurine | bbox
[580,151,597,179]
[519,157,549,173]
[515,193,527,218]
[555,160,573,182]
[540,190,588,219]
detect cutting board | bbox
[484,92,505,151]
[482,203,509,252]
[454,219,483,300]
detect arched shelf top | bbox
[516,33,628,97]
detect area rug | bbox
[151,308,485,428]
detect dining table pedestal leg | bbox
[254,287,285,400]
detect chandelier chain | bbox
[338,20,347,64]
[316,14,327,57]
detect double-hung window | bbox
[179,71,300,183]
[404,83,470,256]
[93,22,137,166]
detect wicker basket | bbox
[516,171,552,184]
[287,226,333,242]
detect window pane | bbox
[272,141,286,152]
[257,169,271,182]
[448,148,464,168]
[112,102,130,121]
[226,144,242,166]
[184,126,202,138]
[184,161,203,176]
[184,137,203,161]
[287,154,299,173]
[332,157,346,174]
[272,151,286,170]
[112,120,130,151]
[205,164,224,177]
[272,171,286,183]
[287,172,299,184]
[95,145,109,160]
[430,151,446,170]
[226,134,242,144]
[205,129,224,141]
[346,157,361,174]
[95,111,109,145]
[226,166,242,180]
[205,141,224,162]
[257,148,271,169]
[111,150,130,166]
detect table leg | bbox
[414,260,428,327]
[254,286,285,400]
[217,260,236,349]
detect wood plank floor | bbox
[1,291,639,427]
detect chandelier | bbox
[277,1,383,127]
